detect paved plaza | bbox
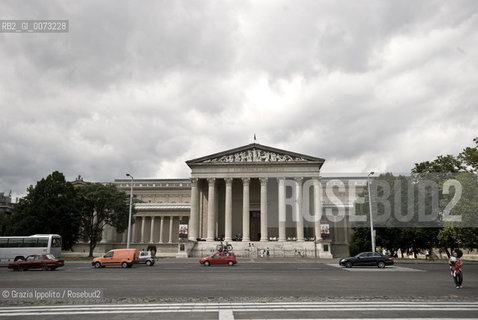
[1,259,477,319]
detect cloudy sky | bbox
[1,0,477,199]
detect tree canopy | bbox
[8,171,81,250]
[352,137,478,258]
[76,182,130,257]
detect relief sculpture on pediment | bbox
[203,148,307,163]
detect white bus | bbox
[0,234,62,265]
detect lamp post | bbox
[367,171,375,253]
[126,173,134,248]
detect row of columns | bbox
[188,177,323,242]
[131,216,178,244]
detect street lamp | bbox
[126,173,134,249]
[367,171,375,253]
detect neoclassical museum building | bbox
[72,143,368,258]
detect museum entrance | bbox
[250,211,261,241]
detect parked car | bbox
[92,248,139,268]
[138,251,155,266]
[339,252,394,268]
[8,254,64,271]
[200,252,237,266]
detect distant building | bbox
[0,192,14,215]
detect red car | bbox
[200,252,237,266]
[8,254,64,271]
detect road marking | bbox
[218,309,234,320]
[326,264,424,272]
[1,301,477,317]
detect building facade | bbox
[71,143,367,258]
[0,192,14,215]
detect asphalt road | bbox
[0,259,477,300]
[1,259,477,319]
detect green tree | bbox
[10,171,80,250]
[413,137,478,257]
[76,183,130,257]
[412,155,464,174]
[354,173,440,257]
[439,172,478,255]
[459,137,478,172]
[0,211,13,235]
[349,227,371,256]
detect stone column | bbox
[313,178,322,240]
[100,226,108,243]
[278,177,286,242]
[242,178,250,241]
[224,178,233,242]
[344,215,349,244]
[260,177,268,242]
[295,177,304,242]
[168,216,174,243]
[206,178,216,241]
[140,216,146,243]
[149,216,155,243]
[131,217,136,243]
[159,216,164,244]
[199,188,203,239]
[188,178,199,241]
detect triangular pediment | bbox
[186,143,325,166]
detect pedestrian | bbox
[266,247,270,257]
[260,249,264,258]
[425,250,430,260]
[382,248,387,256]
[449,251,463,289]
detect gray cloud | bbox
[1,0,478,199]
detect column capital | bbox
[207,178,216,184]
[242,177,250,184]
[224,177,233,184]
[294,177,304,183]
[259,177,268,185]
[190,178,199,185]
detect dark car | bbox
[8,254,64,271]
[200,252,237,266]
[339,252,394,268]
